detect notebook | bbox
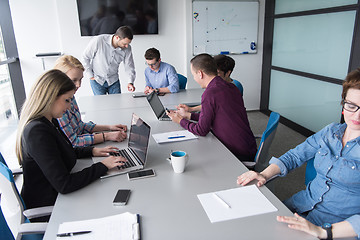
[57,212,140,240]
[93,113,151,179]
[146,91,171,121]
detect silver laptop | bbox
[146,92,172,121]
[95,113,151,179]
[132,92,148,98]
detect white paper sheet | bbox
[57,212,139,240]
[197,185,278,223]
[152,130,198,144]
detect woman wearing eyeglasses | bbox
[237,68,360,239]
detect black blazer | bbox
[21,117,107,209]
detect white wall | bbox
[9,0,264,110]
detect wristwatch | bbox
[155,88,160,94]
[321,223,332,240]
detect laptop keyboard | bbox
[110,149,137,169]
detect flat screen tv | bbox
[76,0,158,36]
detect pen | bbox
[57,231,92,237]
[168,135,186,139]
[213,193,231,208]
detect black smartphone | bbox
[113,189,131,206]
[128,169,156,181]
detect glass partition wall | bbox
[261,0,360,134]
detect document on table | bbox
[56,212,140,240]
[197,185,278,223]
[152,130,198,143]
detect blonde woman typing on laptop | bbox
[237,68,360,239]
[15,70,126,214]
[54,55,127,147]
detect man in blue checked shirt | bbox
[143,48,179,95]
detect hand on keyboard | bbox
[101,155,127,170]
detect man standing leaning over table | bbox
[83,26,136,95]
[143,47,179,94]
[167,53,257,162]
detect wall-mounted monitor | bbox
[76,0,158,36]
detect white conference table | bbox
[43,90,315,240]
[77,88,205,112]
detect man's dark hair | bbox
[115,26,133,40]
[190,53,218,76]
[144,48,160,61]
[214,54,235,74]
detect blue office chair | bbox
[242,112,280,172]
[232,79,244,96]
[305,158,316,186]
[0,160,51,240]
[0,204,14,240]
[0,153,22,176]
[177,74,187,89]
[0,202,46,240]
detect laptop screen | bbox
[147,92,166,118]
[128,114,151,164]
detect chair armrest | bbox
[242,161,256,170]
[254,134,262,139]
[23,206,53,219]
[265,175,279,184]
[11,167,23,175]
[18,222,47,234]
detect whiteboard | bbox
[193,1,259,55]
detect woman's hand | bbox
[105,131,127,142]
[92,146,118,157]
[109,124,127,132]
[237,171,267,187]
[101,155,127,170]
[277,213,326,239]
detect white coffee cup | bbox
[170,151,189,173]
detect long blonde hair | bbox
[53,55,84,73]
[15,70,75,164]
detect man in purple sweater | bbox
[167,54,257,161]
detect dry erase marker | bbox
[213,193,231,208]
[168,136,186,139]
[57,231,92,237]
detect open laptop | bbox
[146,91,172,121]
[94,113,151,179]
[132,92,148,98]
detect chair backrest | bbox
[0,152,9,167]
[0,160,25,239]
[254,112,280,172]
[232,79,244,96]
[177,74,187,89]
[305,158,316,185]
[0,204,15,240]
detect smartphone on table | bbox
[113,189,131,206]
[128,169,156,181]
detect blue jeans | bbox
[90,80,121,95]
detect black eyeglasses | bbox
[145,59,159,67]
[342,100,360,113]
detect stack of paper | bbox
[152,130,198,143]
[57,212,139,240]
[197,185,278,223]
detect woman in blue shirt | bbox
[237,68,360,239]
